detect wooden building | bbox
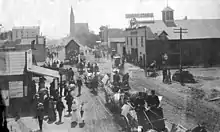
[64,37,84,60]
[0,49,59,116]
[125,6,220,68]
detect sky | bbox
[0,0,219,39]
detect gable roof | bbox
[64,36,84,48]
[162,6,174,12]
[146,19,220,40]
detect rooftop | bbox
[126,19,220,40]
[162,6,174,12]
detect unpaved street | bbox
[88,54,219,132]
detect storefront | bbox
[0,49,59,117]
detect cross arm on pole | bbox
[174,28,188,30]
[174,31,188,33]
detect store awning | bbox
[27,65,60,78]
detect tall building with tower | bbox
[70,6,75,37]
[69,6,89,38]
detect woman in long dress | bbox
[79,103,85,123]
[71,98,79,124]
[48,96,56,122]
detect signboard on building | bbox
[125,13,154,18]
[26,49,32,69]
[9,81,24,98]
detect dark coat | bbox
[65,94,73,105]
[147,95,160,108]
[77,79,83,87]
[56,100,65,112]
[36,104,44,120]
[113,74,120,83]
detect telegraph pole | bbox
[173,27,188,71]
[174,27,188,85]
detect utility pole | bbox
[173,27,188,71]
[174,27,188,85]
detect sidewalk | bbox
[7,118,22,132]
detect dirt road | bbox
[87,54,219,132]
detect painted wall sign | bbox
[9,81,24,98]
[125,13,154,18]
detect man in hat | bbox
[113,71,120,86]
[147,90,160,110]
[122,73,129,87]
[76,76,83,97]
[68,68,75,81]
[33,94,40,118]
[36,102,44,131]
[65,92,73,115]
[56,97,65,123]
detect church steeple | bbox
[70,6,75,37]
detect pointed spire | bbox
[71,6,73,15]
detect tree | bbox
[75,31,99,48]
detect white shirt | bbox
[121,104,130,117]
[114,93,121,101]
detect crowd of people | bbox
[32,68,85,131]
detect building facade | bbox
[12,26,40,41]
[0,49,59,116]
[125,6,220,68]
[0,35,47,62]
[65,39,80,60]
[108,38,126,57]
